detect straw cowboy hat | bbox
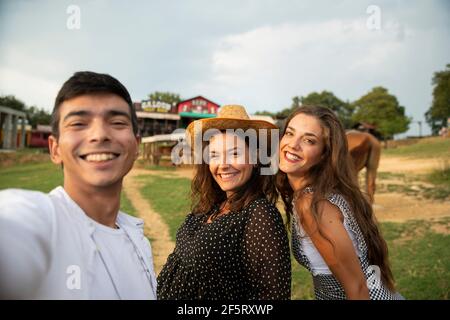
[185,105,277,146]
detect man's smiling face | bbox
[49,93,139,190]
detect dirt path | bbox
[374,193,450,222]
[379,156,446,174]
[123,168,175,275]
[374,155,449,222]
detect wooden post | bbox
[11,115,18,149]
[3,114,11,149]
[20,116,26,148]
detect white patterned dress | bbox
[291,189,404,300]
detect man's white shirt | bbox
[0,186,157,300]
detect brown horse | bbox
[346,131,381,204]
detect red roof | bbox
[177,95,220,107]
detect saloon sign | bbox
[141,100,173,113]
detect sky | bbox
[0,0,449,137]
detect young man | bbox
[0,71,157,299]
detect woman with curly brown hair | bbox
[277,105,403,300]
[157,105,291,300]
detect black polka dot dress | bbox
[292,188,404,300]
[157,198,291,300]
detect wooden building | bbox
[135,100,180,137]
[136,96,220,138]
[177,96,220,128]
[0,105,27,149]
[29,124,52,148]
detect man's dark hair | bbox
[51,71,139,138]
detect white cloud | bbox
[0,66,60,110]
[195,18,411,112]
[1,0,449,137]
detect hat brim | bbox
[186,118,278,147]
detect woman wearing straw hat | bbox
[157,105,291,300]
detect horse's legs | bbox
[365,137,381,204]
[366,168,376,204]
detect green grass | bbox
[120,191,137,217]
[135,172,449,299]
[135,159,177,171]
[376,166,450,200]
[137,175,191,240]
[428,166,450,185]
[0,162,63,192]
[1,147,49,156]
[383,137,450,159]
[0,161,137,215]
[291,257,314,299]
[290,219,450,299]
[381,219,450,299]
[422,186,450,200]
[0,148,50,168]
[383,184,420,196]
[425,165,450,199]
[377,171,407,180]
[1,160,448,299]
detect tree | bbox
[0,95,27,111]
[27,106,52,127]
[425,64,450,135]
[276,107,295,119]
[298,91,354,129]
[352,87,410,139]
[0,94,51,127]
[254,110,277,117]
[148,91,181,107]
[269,91,353,128]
